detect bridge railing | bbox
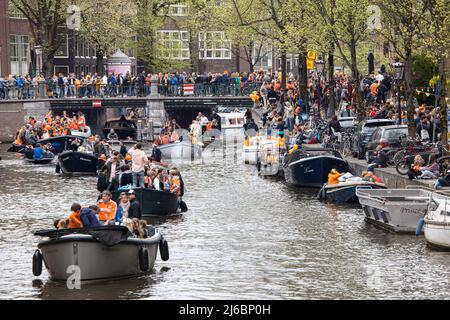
[0,82,263,100]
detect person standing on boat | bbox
[97,191,118,224]
[128,144,149,189]
[127,190,142,220]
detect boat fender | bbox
[180,200,188,213]
[159,237,170,261]
[32,250,43,276]
[55,163,61,174]
[138,247,149,271]
[415,217,425,236]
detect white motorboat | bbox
[423,193,450,249]
[33,226,169,281]
[107,139,137,153]
[356,188,431,233]
[158,140,202,159]
[70,126,92,139]
[243,135,279,165]
[218,112,246,143]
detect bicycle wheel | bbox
[386,150,397,166]
[393,150,405,166]
[396,161,410,175]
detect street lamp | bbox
[392,61,405,125]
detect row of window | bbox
[156,31,232,60]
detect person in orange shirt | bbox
[327,169,342,185]
[97,190,118,224]
[68,203,83,229]
[370,81,379,97]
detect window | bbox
[168,4,188,16]
[55,27,68,58]
[54,65,69,75]
[198,31,231,60]
[9,35,29,75]
[8,1,26,19]
[156,30,190,60]
[253,43,273,72]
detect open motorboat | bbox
[423,193,450,249]
[8,135,83,154]
[32,226,169,281]
[70,126,92,139]
[108,140,137,153]
[23,156,55,165]
[257,139,286,177]
[318,180,386,203]
[356,188,431,233]
[158,141,202,160]
[103,117,137,141]
[57,150,98,175]
[283,147,350,188]
[112,188,186,216]
[243,135,279,165]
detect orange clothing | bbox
[70,122,79,131]
[68,211,83,229]
[170,176,181,195]
[97,200,117,221]
[370,83,378,96]
[328,172,341,185]
[161,135,170,145]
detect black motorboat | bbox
[8,135,84,154]
[318,181,386,203]
[57,150,98,175]
[112,188,186,216]
[24,156,55,165]
[103,117,137,141]
[283,147,351,188]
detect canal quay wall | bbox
[345,157,435,189]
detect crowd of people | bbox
[54,190,150,239]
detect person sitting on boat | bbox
[68,203,84,229]
[107,129,119,141]
[328,169,342,185]
[68,139,81,152]
[105,152,122,191]
[361,171,383,184]
[80,206,101,227]
[119,164,133,187]
[53,218,69,229]
[367,145,388,172]
[153,169,164,191]
[116,192,130,224]
[44,143,56,155]
[33,144,45,160]
[97,190,118,224]
[127,190,142,220]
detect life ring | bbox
[138,247,149,271]
[180,200,188,212]
[33,250,43,276]
[159,237,170,261]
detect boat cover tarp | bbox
[34,226,132,246]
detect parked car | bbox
[351,119,395,159]
[338,116,356,130]
[365,125,409,162]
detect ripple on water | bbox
[0,145,449,299]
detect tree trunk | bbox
[298,50,308,114]
[248,42,254,74]
[96,50,105,76]
[405,51,415,138]
[281,51,287,91]
[350,40,364,121]
[439,54,448,149]
[327,48,336,118]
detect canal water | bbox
[0,142,449,300]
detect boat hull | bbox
[158,142,202,159]
[112,188,180,216]
[243,146,258,164]
[320,182,386,203]
[39,136,84,154]
[356,188,430,233]
[284,156,350,188]
[24,157,54,165]
[58,151,98,175]
[38,234,160,281]
[424,220,450,249]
